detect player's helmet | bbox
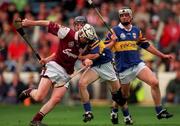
[118,7,133,26]
[74,16,87,24]
[79,23,97,41]
[118,7,132,18]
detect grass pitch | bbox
[0,104,179,126]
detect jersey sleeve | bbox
[48,22,59,36]
[138,30,147,42]
[105,31,116,52]
[90,41,105,54]
[48,22,70,39]
[91,45,99,54]
[105,32,112,41]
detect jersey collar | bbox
[118,23,132,31]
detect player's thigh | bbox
[137,66,158,86]
[107,80,120,92]
[51,86,67,100]
[79,68,99,87]
[36,77,52,99]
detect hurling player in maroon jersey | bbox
[19,16,92,126]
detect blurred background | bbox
[0,0,179,106]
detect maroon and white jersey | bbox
[48,22,80,74]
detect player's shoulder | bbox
[58,26,75,39]
[112,25,120,30]
[132,25,141,31]
[59,25,71,32]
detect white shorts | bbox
[118,62,146,84]
[41,61,70,88]
[91,62,117,82]
[74,60,83,71]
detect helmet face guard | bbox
[118,7,132,26]
[119,8,132,18]
[79,24,97,42]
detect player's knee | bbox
[150,79,159,88]
[34,94,44,102]
[112,88,127,106]
[78,81,87,89]
[51,97,61,105]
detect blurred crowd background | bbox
[0,0,179,105]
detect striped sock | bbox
[32,111,45,121]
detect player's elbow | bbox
[150,79,159,88]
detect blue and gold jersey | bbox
[106,24,145,72]
[85,40,113,66]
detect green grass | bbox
[0,104,179,126]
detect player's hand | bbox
[83,58,93,67]
[162,54,175,60]
[39,58,47,66]
[22,19,33,27]
[110,33,117,42]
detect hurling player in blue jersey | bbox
[106,7,173,125]
[77,24,126,123]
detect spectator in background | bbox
[6,34,27,72]
[3,86,17,104]
[8,72,27,103]
[26,73,38,104]
[133,4,150,25]
[37,3,48,20]
[157,1,172,23]
[0,22,14,44]
[0,39,8,61]
[129,78,144,104]
[22,47,41,72]
[159,15,180,71]
[38,40,52,59]
[0,73,9,102]
[0,39,8,72]
[165,59,180,104]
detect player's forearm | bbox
[29,20,50,27]
[45,53,56,62]
[78,54,99,60]
[34,20,50,26]
[146,44,165,58]
[105,40,115,49]
[22,19,50,27]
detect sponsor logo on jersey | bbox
[120,33,126,40]
[132,33,137,39]
[114,41,138,51]
[63,49,77,58]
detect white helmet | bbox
[79,23,97,41]
[119,7,132,18]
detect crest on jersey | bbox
[68,41,74,47]
[132,33,136,39]
[120,33,126,39]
